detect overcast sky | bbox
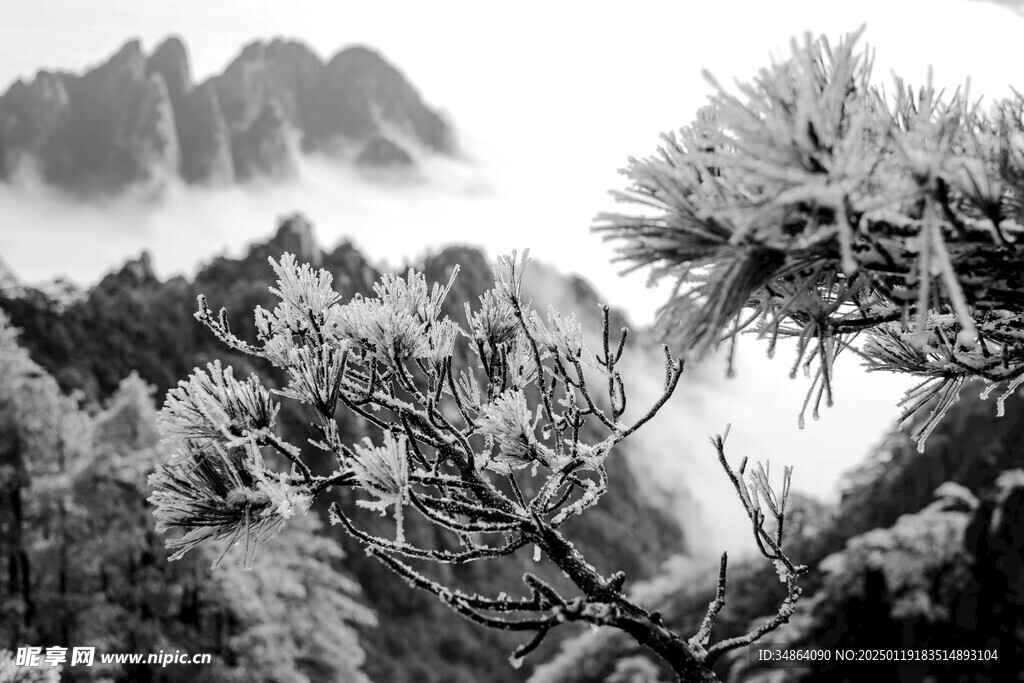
[2,0,1022,321]
[1,1,1022,515]
[2,0,1023,323]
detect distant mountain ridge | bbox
[0,37,454,194]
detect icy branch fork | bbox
[150,250,803,681]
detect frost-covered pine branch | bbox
[596,28,1024,451]
[149,250,801,682]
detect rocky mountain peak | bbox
[325,45,395,87]
[147,36,192,104]
[99,250,159,290]
[237,39,267,63]
[0,36,454,194]
[177,81,233,185]
[270,213,320,264]
[232,213,323,272]
[322,45,451,153]
[105,39,146,77]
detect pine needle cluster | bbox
[150,251,801,680]
[597,28,1024,450]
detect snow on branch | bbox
[597,27,1024,450]
[149,248,800,681]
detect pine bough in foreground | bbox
[149,251,803,682]
[598,29,1024,451]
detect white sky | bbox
[1,0,1022,539]
[2,0,1022,322]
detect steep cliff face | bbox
[64,41,180,191]
[176,81,234,184]
[146,37,191,112]
[231,97,297,181]
[211,39,323,140]
[0,71,73,179]
[319,46,452,153]
[0,36,454,194]
[0,41,182,192]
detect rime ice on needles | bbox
[476,389,542,472]
[373,266,459,325]
[333,266,460,366]
[425,319,460,369]
[492,249,530,303]
[160,360,278,445]
[154,244,790,678]
[350,432,411,543]
[147,443,311,567]
[276,343,349,412]
[597,28,1024,449]
[533,306,585,360]
[464,289,518,352]
[336,294,431,364]
[266,253,342,336]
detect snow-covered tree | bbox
[597,28,1024,452]
[150,251,802,682]
[149,24,1024,682]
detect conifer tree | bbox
[597,28,1024,453]
[150,252,801,682]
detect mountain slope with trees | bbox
[0,314,374,682]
